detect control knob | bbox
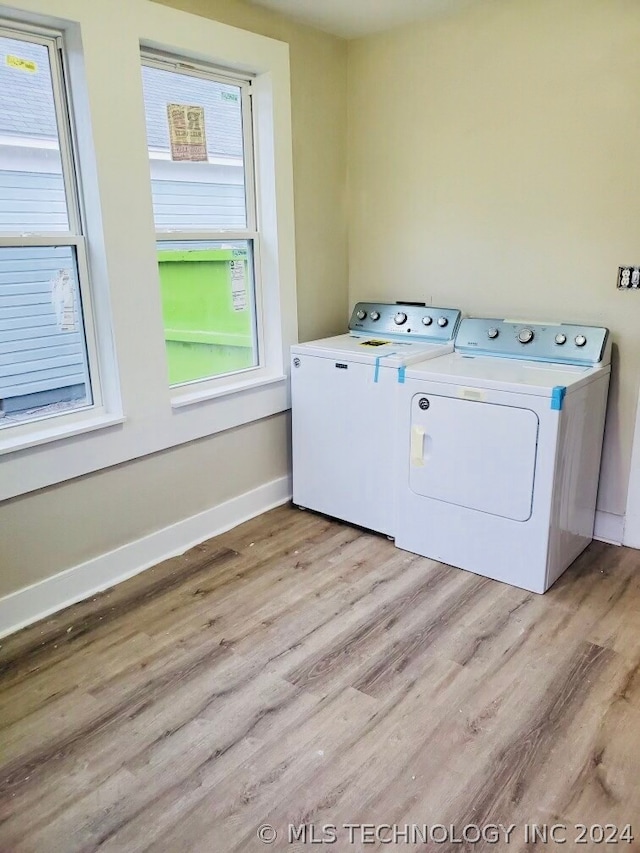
[356,309,367,321]
[422,316,433,326]
[518,328,534,344]
[437,317,448,327]
[370,311,380,321]
[575,334,587,347]
[394,312,408,325]
[555,333,567,345]
[487,328,499,339]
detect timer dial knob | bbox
[555,333,567,345]
[575,334,587,347]
[487,328,499,339]
[370,311,380,321]
[394,312,408,325]
[356,309,367,321]
[422,316,433,326]
[518,328,534,344]
[437,317,448,327]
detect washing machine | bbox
[291,302,462,536]
[395,318,611,593]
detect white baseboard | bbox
[594,510,625,546]
[1,490,625,640]
[0,475,292,640]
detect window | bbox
[141,55,261,390]
[0,26,99,430]
[0,0,297,501]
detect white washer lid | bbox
[291,334,454,367]
[404,352,610,396]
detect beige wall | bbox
[348,0,640,517]
[0,0,348,599]
[0,415,288,585]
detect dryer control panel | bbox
[455,319,611,366]
[349,302,461,341]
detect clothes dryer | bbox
[395,318,611,592]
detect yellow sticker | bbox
[6,55,38,73]
[359,339,390,347]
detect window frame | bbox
[0,21,105,441]
[0,0,298,502]
[141,51,269,399]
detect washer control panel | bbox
[455,319,610,365]
[349,302,461,341]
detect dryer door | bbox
[409,393,539,522]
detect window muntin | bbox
[142,54,260,389]
[0,26,97,429]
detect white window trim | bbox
[0,24,106,436]
[142,52,267,404]
[0,0,298,502]
[170,371,287,409]
[0,412,125,455]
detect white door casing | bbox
[624,387,640,548]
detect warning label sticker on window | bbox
[167,103,208,162]
[51,269,77,332]
[230,260,247,311]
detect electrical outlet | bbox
[618,266,640,289]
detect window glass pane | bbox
[0,35,70,232]
[0,246,92,426]
[142,65,247,231]
[158,240,258,386]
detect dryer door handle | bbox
[410,426,426,467]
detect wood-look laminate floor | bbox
[1,506,640,853]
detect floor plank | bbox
[1,505,639,852]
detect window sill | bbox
[0,413,126,457]
[170,373,287,410]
